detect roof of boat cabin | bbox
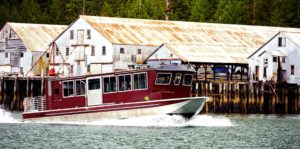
[80,15,300,64]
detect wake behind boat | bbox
[22,64,208,122]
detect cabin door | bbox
[86,77,103,106]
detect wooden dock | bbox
[193,80,300,114]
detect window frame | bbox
[103,75,117,94]
[120,47,125,54]
[70,30,74,40]
[62,80,75,98]
[118,74,132,92]
[66,47,69,56]
[102,46,106,56]
[137,49,142,54]
[174,73,182,85]
[87,29,91,39]
[133,72,148,91]
[75,79,86,96]
[88,78,101,90]
[291,65,295,75]
[182,74,193,86]
[91,46,95,56]
[278,37,286,47]
[155,73,172,85]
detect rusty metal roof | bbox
[8,23,67,52]
[81,15,300,64]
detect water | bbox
[0,109,300,148]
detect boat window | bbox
[63,81,74,97]
[133,73,147,90]
[174,73,182,85]
[118,74,132,91]
[155,73,172,85]
[88,78,100,90]
[183,74,193,86]
[103,76,116,93]
[76,80,86,96]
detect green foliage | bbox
[0,0,299,28]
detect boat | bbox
[22,64,208,122]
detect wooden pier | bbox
[193,80,300,114]
[0,76,43,110]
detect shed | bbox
[248,32,300,84]
[0,22,67,76]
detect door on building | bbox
[77,29,84,45]
[87,77,103,106]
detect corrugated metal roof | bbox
[164,43,249,64]
[282,32,300,48]
[80,15,300,64]
[8,23,67,52]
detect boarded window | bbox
[183,74,193,86]
[91,46,95,56]
[155,73,172,85]
[87,29,91,39]
[174,73,182,85]
[66,47,69,56]
[278,37,286,47]
[291,65,295,75]
[102,46,106,55]
[137,49,142,54]
[118,74,132,91]
[103,76,116,93]
[70,30,74,39]
[76,80,86,96]
[88,79,100,90]
[63,81,74,97]
[134,73,147,90]
[120,48,125,54]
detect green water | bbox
[0,114,299,148]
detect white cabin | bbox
[248,32,300,84]
[0,23,67,76]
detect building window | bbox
[63,81,74,97]
[174,73,182,85]
[118,74,132,91]
[66,47,69,56]
[120,48,125,54]
[70,30,74,39]
[87,29,91,39]
[103,76,116,93]
[5,37,8,47]
[56,47,59,55]
[278,37,286,47]
[133,73,147,90]
[5,52,8,58]
[102,46,106,55]
[282,57,286,63]
[20,52,24,58]
[291,65,295,75]
[91,46,95,56]
[155,73,172,85]
[20,67,23,74]
[137,49,142,54]
[255,66,259,80]
[273,57,277,62]
[76,80,86,96]
[183,74,193,86]
[46,53,49,58]
[70,65,73,74]
[87,65,90,73]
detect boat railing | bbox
[23,96,46,112]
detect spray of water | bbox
[0,108,21,123]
